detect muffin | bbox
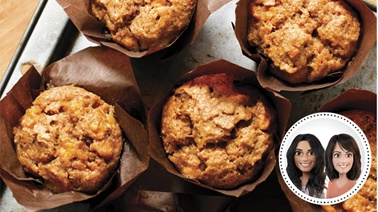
[160,73,277,189]
[13,85,123,193]
[90,0,197,52]
[322,110,376,212]
[247,0,360,84]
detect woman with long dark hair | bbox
[286,134,326,198]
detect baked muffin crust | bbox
[91,0,196,51]
[161,73,276,189]
[13,85,123,193]
[247,0,360,84]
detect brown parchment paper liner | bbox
[56,0,232,59]
[148,59,291,197]
[275,88,376,212]
[234,0,377,92]
[0,46,150,211]
[319,89,376,114]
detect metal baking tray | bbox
[0,0,376,211]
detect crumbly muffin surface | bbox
[91,0,196,51]
[247,0,360,84]
[161,73,276,189]
[322,110,376,212]
[13,85,123,193]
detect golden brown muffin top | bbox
[161,73,276,189]
[91,0,196,51]
[247,0,360,84]
[13,85,123,193]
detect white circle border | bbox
[278,112,371,205]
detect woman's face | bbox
[332,142,354,175]
[294,140,316,173]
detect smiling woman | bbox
[286,134,326,198]
[325,134,362,198]
[279,112,372,206]
[294,141,316,173]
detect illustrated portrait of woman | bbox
[325,133,361,198]
[286,134,326,198]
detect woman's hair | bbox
[286,134,326,197]
[325,134,361,181]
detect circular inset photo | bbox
[279,112,371,205]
